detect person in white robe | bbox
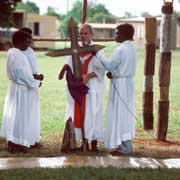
[95,23,137,155]
[0,31,41,152]
[65,24,105,152]
[20,27,44,148]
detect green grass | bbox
[0,43,180,141]
[1,167,180,180]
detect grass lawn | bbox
[0,42,180,158]
[1,167,180,180]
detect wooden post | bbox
[157,1,173,141]
[143,17,157,130]
[81,0,87,24]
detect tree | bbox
[124,11,133,18]
[59,0,117,37]
[88,12,116,23]
[45,6,65,20]
[173,10,180,17]
[87,2,116,23]
[16,1,39,14]
[0,0,21,27]
[141,11,151,17]
[174,0,180,16]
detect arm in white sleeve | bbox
[15,68,40,89]
[93,50,105,80]
[95,48,121,72]
[29,47,38,74]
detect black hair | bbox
[117,23,135,40]
[12,31,30,46]
[19,27,32,35]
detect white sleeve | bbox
[14,68,40,89]
[96,48,123,72]
[29,48,38,74]
[92,50,105,80]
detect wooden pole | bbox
[81,0,87,24]
[143,17,157,130]
[157,1,173,141]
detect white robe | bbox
[22,47,41,144]
[65,41,105,141]
[0,48,40,147]
[22,47,38,74]
[96,40,137,149]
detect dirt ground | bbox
[133,138,180,158]
[1,136,180,158]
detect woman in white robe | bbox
[96,23,137,154]
[0,31,40,151]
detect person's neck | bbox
[82,41,91,46]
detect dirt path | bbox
[1,137,180,158]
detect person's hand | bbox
[33,74,44,81]
[106,72,113,79]
[33,74,38,80]
[91,50,97,56]
[82,74,90,84]
[38,74,44,81]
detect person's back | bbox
[111,40,136,78]
[22,47,38,74]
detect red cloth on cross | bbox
[74,52,94,128]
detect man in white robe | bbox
[65,24,105,151]
[0,31,41,152]
[20,27,44,148]
[95,23,137,155]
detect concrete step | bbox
[1,156,180,170]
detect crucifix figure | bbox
[46,17,105,152]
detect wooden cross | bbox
[46,17,105,78]
[46,17,105,152]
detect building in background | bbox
[89,17,180,49]
[1,14,180,50]
[13,11,60,49]
[0,27,18,50]
[0,11,60,50]
[88,23,117,38]
[117,17,178,49]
